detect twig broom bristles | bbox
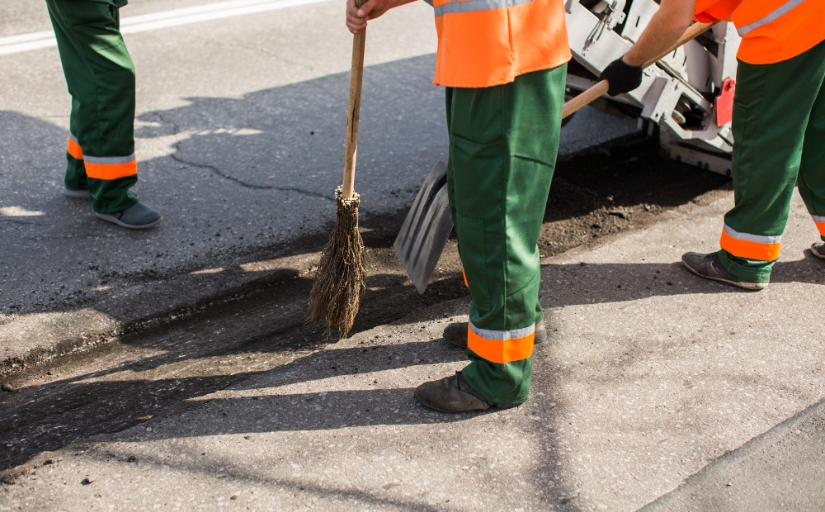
[308,16,368,338]
[308,187,366,338]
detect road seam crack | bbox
[168,153,333,201]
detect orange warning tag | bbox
[715,78,735,126]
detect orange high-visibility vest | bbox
[431,0,571,88]
[695,0,825,64]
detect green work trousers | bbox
[445,65,566,404]
[47,0,138,214]
[718,39,825,283]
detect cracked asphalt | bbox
[3,191,825,511]
[0,0,636,369]
[4,2,825,510]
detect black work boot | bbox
[95,202,162,230]
[681,252,767,291]
[414,372,522,413]
[811,242,825,260]
[443,321,547,348]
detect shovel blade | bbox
[393,160,454,294]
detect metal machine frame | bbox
[565,0,740,175]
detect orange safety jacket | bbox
[429,0,571,88]
[695,0,825,64]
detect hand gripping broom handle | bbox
[341,0,369,200]
[561,21,716,120]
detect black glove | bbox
[600,57,643,96]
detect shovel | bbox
[394,22,715,293]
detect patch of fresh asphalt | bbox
[0,0,638,373]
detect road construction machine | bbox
[565,0,740,176]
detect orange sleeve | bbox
[693,0,739,22]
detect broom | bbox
[308,9,368,338]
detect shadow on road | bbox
[1,53,729,328]
[9,51,820,495]
[0,54,447,323]
[3,248,824,472]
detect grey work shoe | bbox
[811,243,825,260]
[95,202,162,230]
[681,251,767,291]
[414,372,522,413]
[443,321,548,349]
[65,186,90,199]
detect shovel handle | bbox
[342,1,368,200]
[561,21,716,120]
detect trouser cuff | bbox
[86,174,139,214]
[65,154,88,191]
[461,355,532,405]
[717,250,774,283]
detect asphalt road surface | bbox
[4,2,825,509]
[0,0,636,320]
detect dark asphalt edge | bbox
[638,396,825,511]
[0,264,304,379]
[0,131,658,380]
[557,130,651,163]
[0,295,471,485]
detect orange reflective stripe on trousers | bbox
[67,135,83,160]
[467,322,534,364]
[813,216,825,237]
[719,224,782,261]
[83,154,137,180]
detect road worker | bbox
[346,0,570,411]
[601,0,825,290]
[47,0,161,229]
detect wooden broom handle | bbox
[561,21,716,120]
[342,0,369,200]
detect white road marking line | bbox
[0,0,329,56]
[0,30,56,46]
[0,38,58,55]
